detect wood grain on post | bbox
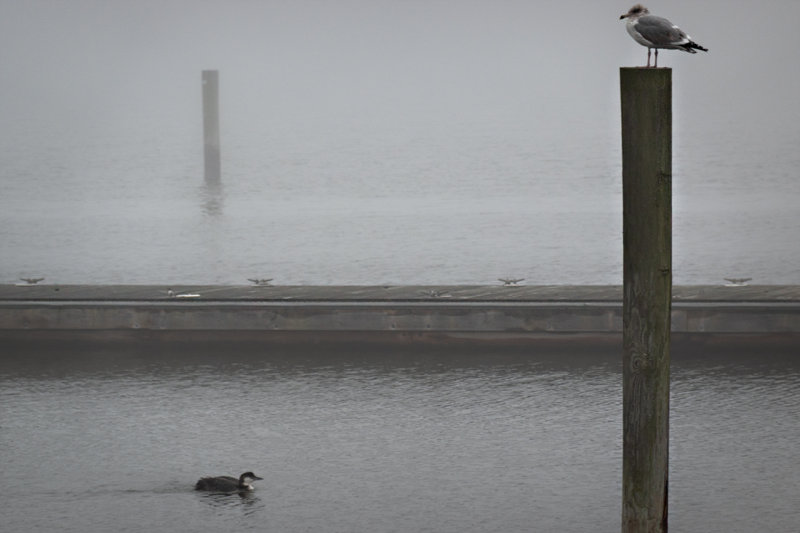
[620,67,672,533]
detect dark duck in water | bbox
[195,471,263,492]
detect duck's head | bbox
[240,471,263,485]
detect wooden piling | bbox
[202,70,221,183]
[620,68,672,533]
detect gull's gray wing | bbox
[636,15,689,47]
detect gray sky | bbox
[1,0,798,143]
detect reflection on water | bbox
[197,491,264,516]
[200,181,224,218]
[1,346,798,532]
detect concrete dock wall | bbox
[1,285,798,347]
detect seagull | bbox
[420,289,450,298]
[248,278,273,286]
[724,277,752,286]
[620,4,708,67]
[20,277,45,284]
[498,278,524,286]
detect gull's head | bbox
[620,4,649,20]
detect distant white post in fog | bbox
[202,70,221,183]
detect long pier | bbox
[1,284,798,349]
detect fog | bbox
[3,1,797,126]
[2,2,625,135]
[1,0,798,284]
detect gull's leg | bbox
[654,48,659,68]
[646,48,651,68]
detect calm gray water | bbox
[1,0,799,286]
[1,347,798,532]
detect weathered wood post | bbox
[202,70,221,183]
[620,67,672,532]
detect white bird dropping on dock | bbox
[620,4,708,67]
